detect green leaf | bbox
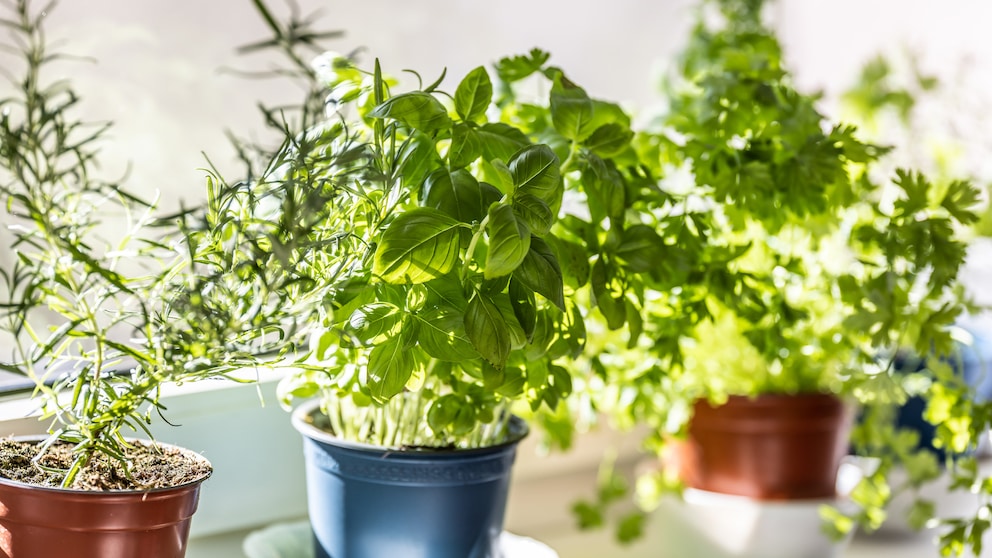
[550,77,594,141]
[485,203,531,279]
[583,123,633,157]
[424,273,469,309]
[422,168,483,223]
[477,123,530,163]
[585,100,632,133]
[464,291,511,368]
[497,366,526,397]
[369,91,452,132]
[906,499,936,531]
[614,224,665,273]
[573,501,605,530]
[617,512,646,544]
[625,299,643,349]
[585,154,626,220]
[347,303,402,345]
[940,179,981,225]
[513,237,565,310]
[494,292,528,349]
[427,393,464,433]
[454,66,493,122]
[398,131,442,189]
[591,258,625,329]
[549,236,590,289]
[511,192,554,235]
[509,278,537,341]
[549,364,572,399]
[415,305,480,361]
[366,336,414,403]
[495,48,550,83]
[449,123,483,168]
[373,208,463,284]
[510,144,561,204]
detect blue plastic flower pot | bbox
[892,327,992,459]
[292,400,528,558]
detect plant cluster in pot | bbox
[256,49,594,556]
[555,0,985,555]
[0,2,314,556]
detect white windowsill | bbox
[0,374,986,558]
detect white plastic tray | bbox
[242,520,560,558]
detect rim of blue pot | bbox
[291,398,529,455]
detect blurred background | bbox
[31,0,992,212]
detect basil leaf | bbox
[583,123,633,157]
[477,123,530,163]
[485,203,531,279]
[494,292,528,349]
[424,273,469,310]
[548,236,590,289]
[511,192,554,236]
[513,236,565,310]
[422,168,483,223]
[449,123,483,168]
[615,224,665,273]
[454,66,493,122]
[348,302,402,345]
[464,291,510,368]
[509,144,561,204]
[367,336,414,403]
[496,366,526,398]
[509,278,537,342]
[373,208,463,284]
[398,131,442,189]
[550,77,594,141]
[369,91,452,132]
[415,305,479,361]
[591,258,626,330]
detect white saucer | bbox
[651,459,865,558]
[242,520,559,558]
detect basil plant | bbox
[272,56,586,449]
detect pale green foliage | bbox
[843,50,992,556]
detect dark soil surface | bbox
[0,439,212,491]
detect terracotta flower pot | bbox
[0,441,210,558]
[673,393,853,500]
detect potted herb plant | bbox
[0,2,313,556]
[244,42,590,555]
[544,0,986,553]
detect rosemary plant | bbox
[0,0,313,489]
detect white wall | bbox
[33,0,696,215]
[24,1,992,212]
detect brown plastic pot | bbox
[672,393,852,500]
[0,440,210,558]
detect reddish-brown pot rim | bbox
[0,436,212,494]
